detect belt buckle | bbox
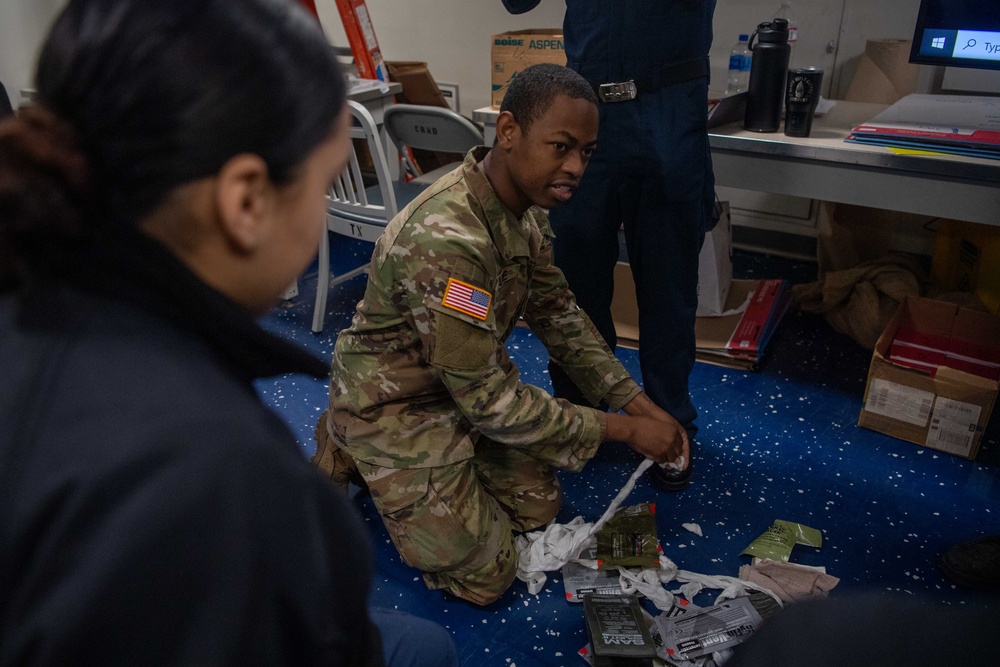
[598,80,637,103]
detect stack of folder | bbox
[846,94,1000,160]
[611,264,792,372]
[694,278,792,371]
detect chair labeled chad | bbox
[383,103,485,184]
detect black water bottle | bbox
[743,18,791,132]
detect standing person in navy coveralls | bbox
[502,0,718,491]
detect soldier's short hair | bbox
[499,63,597,132]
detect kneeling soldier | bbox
[316,64,688,605]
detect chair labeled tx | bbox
[312,101,484,332]
[312,100,400,333]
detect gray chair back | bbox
[384,104,484,155]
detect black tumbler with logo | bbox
[743,19,791,133]
[784,67,824,137]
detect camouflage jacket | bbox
[328,147,641,470]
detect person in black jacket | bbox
[0,1,456,665]
[502,0,717,492]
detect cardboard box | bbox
[931,219,1000,315]
[385,61,449,108]
[491,30,566,108]
[858,296,1000,459]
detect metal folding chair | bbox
[311,100,404,332]
[383,103,485,184]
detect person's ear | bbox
[495,110,521,150]
[215,154,272,253]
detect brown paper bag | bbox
[844,39,920,105]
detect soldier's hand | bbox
[605,412,689,466]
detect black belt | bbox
[588,57,710,103]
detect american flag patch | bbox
[442,277,492,320]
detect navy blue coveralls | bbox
[504,0,717,434]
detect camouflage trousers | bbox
[313,412,563,605]
[313,413,363,493]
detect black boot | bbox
[647,457,693,492]
[939,535,1000,591]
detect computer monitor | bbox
[910,0,1000,71]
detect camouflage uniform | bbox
[319,147,641,604]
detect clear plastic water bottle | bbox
[726,34,752,95]
[774,2,798,64]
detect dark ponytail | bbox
[0,106,92,285]
[0,0,346,286]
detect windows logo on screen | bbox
[932,36,946,49]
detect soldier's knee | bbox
[509,477,563,531]
[312,410,361,492]
[366,463,527,604]
[427,539,519,606]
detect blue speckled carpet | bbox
[257,235,1000,666]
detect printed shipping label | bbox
[864,379,935,427]
[926,396,981,457]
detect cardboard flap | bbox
[935,366,999,391]
[901,296,958,337]
[952,305,1000,342]
[385,61,450,108]
[874,296,908,358]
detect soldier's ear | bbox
[495,110,520,150]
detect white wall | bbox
[712,0,846,97]
[834,0,924,96]
[0,0,66,107]
[314,0,567,113]
[317,0,931,112]
[3,0,992,113]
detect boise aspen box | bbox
[858,295,1000,460]
[491,30,566,108]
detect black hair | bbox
[0,0,345,285]
[499,63,597,132]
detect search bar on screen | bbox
[953,30,1000,61]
